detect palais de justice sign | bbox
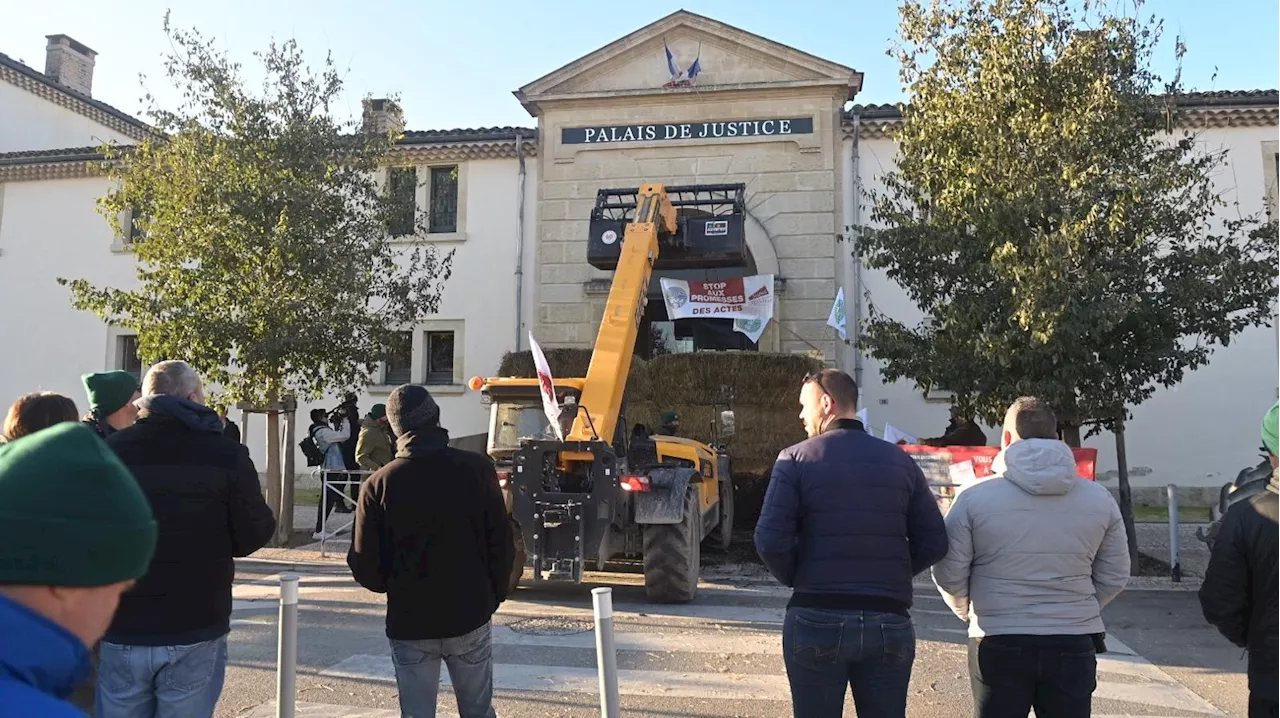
[561,117,814,145]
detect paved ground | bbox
[217,538,1248,718]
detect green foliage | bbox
[859,0,1278,435]
[58,20,453,407]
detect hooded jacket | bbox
[931,438,1131,638]
[355,417,394,471]
[1198,472,1278,700]
[0,593,91,718]
[104,395,276,646]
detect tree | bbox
[857,0,1278,569]
[58,19,453,543]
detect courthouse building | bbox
[1,11,1276,496]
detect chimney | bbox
[44,34,98,97]
[362,98,405,135]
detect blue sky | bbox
[4,0,1276,131]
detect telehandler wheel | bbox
[508,517,527,594]
[707,476,735,552]
[642,486,701,603]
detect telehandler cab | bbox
[468,183,747,603]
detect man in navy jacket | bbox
[755,369,948,718]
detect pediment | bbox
[516,11,861,110]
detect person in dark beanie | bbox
[0,422,158,718]
[80,370,142,439]
[348,384,514,718]
[97,360,275,718]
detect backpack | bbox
[299,425,326,467]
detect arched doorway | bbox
[635,208,760,359]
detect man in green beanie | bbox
[1200,400,1278,717]
[0,422,158,718]
[356,402,394,473]
[80,370,142,439]
[660,410,681,436]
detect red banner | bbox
[901,444,1098,514]
[901,444,1098,482]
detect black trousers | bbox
[314,470,355,534]
[1251,693,1279,718]
[969,635,1096,718]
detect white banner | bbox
[527,332,564,441]
[660,274,775,322]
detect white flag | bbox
[883,423,918,445]
[528,332,564,441]
[856,407,869,428]
[733,316,769,344]
[826,287,848,340]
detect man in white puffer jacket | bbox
[932,396,1130,718]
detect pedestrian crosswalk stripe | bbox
[1095,635,1224,716]
[495,598,786,625]
[492,625,780,655]
[321,655,794,701]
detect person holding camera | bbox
[311,407,352,540]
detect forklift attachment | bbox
[587,183,748,270]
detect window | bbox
[127,208,146,244]
[116,335,143,383]
[424,331,455,385]
[387,167,417,237]
[381,331,413,386]
[1263,141,1279,220]
[429,166,458,234]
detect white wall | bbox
[0,83,136,153]
[853,126,1280,490]
[0,177,139,410]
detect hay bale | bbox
[646,352,821,406]
[497,348,595,378]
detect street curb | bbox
[236,556,348,572]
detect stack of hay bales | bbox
[492,349,822,527]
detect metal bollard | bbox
[276,574,299,718]
[1167,484,1181,583]
[592,587,620,718]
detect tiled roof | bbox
[0,52,154,139]
[1175,89,1279,107]
[0,146,106,166]
[398,126,537,144]
[845,90,1279,121]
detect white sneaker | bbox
[312,531,327,541]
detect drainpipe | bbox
[840,131,857,375]
[849,113,865,392]
[514,131,527,352]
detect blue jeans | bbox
[95,635,228,718]
[390,621,496,718]
[782,607,916,718]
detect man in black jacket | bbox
[97,360,276,718]
[1200,401,1279,718]
[348,384,513,718]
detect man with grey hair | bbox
[98,360,275,718]
[931,396,1130,718]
